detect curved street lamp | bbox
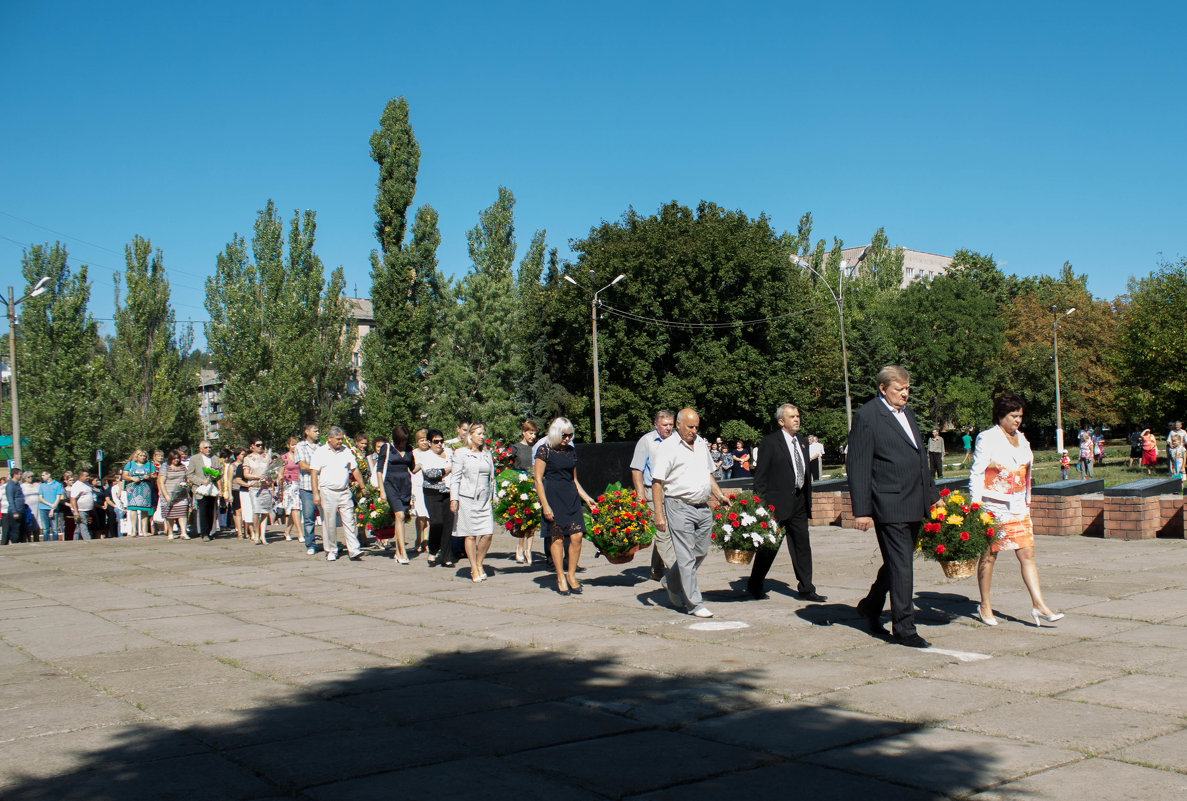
[565,272,626,443]
[1052,305,1076,456]
[796,258,852,430]
[2,277,52,468]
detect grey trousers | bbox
[663,496,712,611]
[648,496,677,577]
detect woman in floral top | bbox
[968,392,1064,628]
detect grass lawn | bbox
[821,443,1186,491]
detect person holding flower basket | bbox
[534,417,598,595]
[966,392,1064,627]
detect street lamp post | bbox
[565,272,626,443]
[797,258,853,430]
[2,278,52,470]
[1052,305,1076,456]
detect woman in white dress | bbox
[411,429,431,554]
[449,422,497,582]
[968,392,1064,627]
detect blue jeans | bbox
[300,488,317,549]
[39,508,63,541]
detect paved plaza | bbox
[2,527,1186,800]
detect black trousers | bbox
[928,451,943,479]
[864,519,920,638]
[1,511,26,545]
[195,495,219,539]
[423,488,457,562]
[748,490,813,594]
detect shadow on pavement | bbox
[4,646,1001,800]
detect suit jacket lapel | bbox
[875,396,918,450]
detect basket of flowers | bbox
[711,493,781,564]
[917,487,995,578]
[494,469,541,538]
[356,484,395,540]
[488,439,517,472]
[583,483,654,563]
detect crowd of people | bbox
[0,366,1078,650]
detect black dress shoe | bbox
[747,583,767,600]
[798,591,828,602]
[893,633,931,648]
[856,599,887,635]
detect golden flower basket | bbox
[724,548,756,565]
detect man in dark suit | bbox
[848,365,939,648]
[747,404,825,602]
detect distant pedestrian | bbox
[927,429,945,479]
[2,468,26,545]
[1140,429,1158,476]
[959,429,973,467]
[1059,450,1071,480]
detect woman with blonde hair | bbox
[449,422,496,581]
[534,417,597,595]
[122,449,156,537]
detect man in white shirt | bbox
[69,470,95,541]
[630,409,675,581]
[652,408,727,618]
[310,426,366,561]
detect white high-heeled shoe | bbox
[974,609,998,626]
[1031,608,1065,626]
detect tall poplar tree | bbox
[204,202,354,444]
[14,243,105,470]
[361,96,444,435]
[429,187,521,436]
[106,236,200,458]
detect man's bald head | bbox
[675,408,700,444]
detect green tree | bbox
[13,243,105,471]
[360,96,444,436]
[544,201,811,442]
[204,202,354,445]
[105,236,201,459]
[1118,255,1187,424]
[428,187,523,438]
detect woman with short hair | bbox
[450,422,496,581]
[156,449,190,539]
[419,429,455,566]
[242,440,273,544]
[411,429,432,554]
[512,420,539,564]
[969,392,1064,627]
[534,417,597,595]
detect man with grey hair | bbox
[631,409,676,580]
[186,440,223,541]
[848,365,939,648]
[747,403,824,602]
[310,426,366,562]
[652,408,727,617]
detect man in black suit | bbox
[747,404,825,602]
[848,365,939,648]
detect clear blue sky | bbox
[2,1,1183,343]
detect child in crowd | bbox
[1059,450,1071,480]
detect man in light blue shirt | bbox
[38,470,65,542]
[631,410,675,581]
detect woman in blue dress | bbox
[533,417,597,595]
[121,449,156,537]
[378,424,419,565]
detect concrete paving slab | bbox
[1110,727,1187,773]
[303,755,605,801]
[1026,640,1181,671]
[336,677,544,724]
[967,756,1187,800]
[130,612,284,646]
[195,634,342,660]
[634,761,946,801]
[411,700,644,755]
[814,677,1028,723]
[234,647,395,679]
[805,726,1080,795]
[0,751,277,801]
[1058,673,1187,716]
[943,697,1184,753]
[529,729,769,797]
[682,702,919,757]
[923,655,1121,695]
[56,645,213,676]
